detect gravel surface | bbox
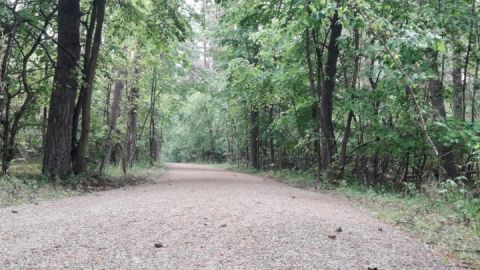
[0,163,461,269]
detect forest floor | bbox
[0,163,468,269]
[0,161,156,207]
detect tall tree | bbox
[42,0,81,177]
[320,6,342,170]
[72,0,107,174]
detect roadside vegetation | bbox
[0,159,161,207]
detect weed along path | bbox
[0,163,461,269]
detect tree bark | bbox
[320,8,342,169]
[98,69,125,175]
[249,107,259,169]
[428,52,458,179]
[452,48,464,121]
[473,60,479,122]
[339,21,360,176]
[305,29,323,179]
[42,0,81,178]
[149,67,159,166]
[123,64,140,172]
[268,106,275,166]
[72,0,107,174]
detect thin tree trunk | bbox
[473,60,479,122]
[305,29,322,179]
[149,67,158,166]
[98,69,125,175]
[428,51,458,179]
[72,0,107,174]
[123,63,140,171]
[249,107,259,169]
[339,21,360,176]
[452,47,464,121]
[268,106,275,166]
[320,7,342,170]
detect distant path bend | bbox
[0,163,459,269]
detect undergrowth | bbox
[0,159,162,207]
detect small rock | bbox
[378,227,383,232]
[154,243,165,248]
[219,224,227,228]
[328,235,336,239]
[368,267,378,270]
[11,210,18,214]
[336,227,342,233]
[291,196,296,199]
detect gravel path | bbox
[1,163,461,269]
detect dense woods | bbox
[0,0,479,194]
[166,0,480,192]
[0,0,188,178]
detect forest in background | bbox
[0,0,479,199]
[168,0,480,191]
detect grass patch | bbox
[0,159,164,208]
[337,184,480,268]
[214,162,480,268]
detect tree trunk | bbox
[320,8,342,169]
[42,0,81,178]
[428,52,458,179]
[72,0,107,174]
[473,60,479,122]
[149,67,158,166]
[305,29,323,179]
[268,106,275,166]
[339,21,360,176]
[123,64,140,171]
[249,107,259,169]
[98,69,125,175]
[452,48,464,121]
